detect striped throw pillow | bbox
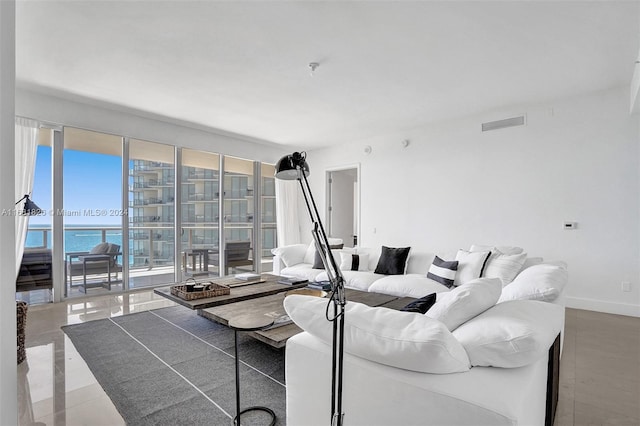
[427,256,459,288]
[340,252,369,271]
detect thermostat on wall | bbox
[563,222,578,230]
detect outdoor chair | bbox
[66,242,122,293]
[210,241,253,275]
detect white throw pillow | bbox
[425,277,502,331]
[470,244,524,256]
[271,244,307,267]
[453,300,564,368]
[482,250,528,285]
[284,295,470,374]
[454,249,491,286]
[339,252,370,271]
[499,264,568,303]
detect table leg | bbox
[235,330,240,425]
[232,330,276,426]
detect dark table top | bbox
[154,274,308,310]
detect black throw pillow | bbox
[400,293,437,314]
[312,244,344,269]
[374,246,411,275]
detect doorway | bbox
[326,165,360,248]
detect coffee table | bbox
[153,274,309,310]
[200,288,416,348]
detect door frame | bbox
[325,163,360,247]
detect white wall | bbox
[306,86,640,317]
[0,1,18,423]
[15,88,286,164]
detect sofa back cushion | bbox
[425,277,502,331]
[452,300,564,368]
[284,295,470,374]
[272,244,308,267]
[499,263,568,303]
[303,238,344,264]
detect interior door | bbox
[327,168,359,247]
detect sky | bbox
[29,146,123,226]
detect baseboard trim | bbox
[565,296,640,317]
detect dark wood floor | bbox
[555,308,640,425]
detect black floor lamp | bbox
[15,194,43,216]
[275,151,347,426]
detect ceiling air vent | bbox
[481,115,525,132]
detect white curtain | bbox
[15,118,39,276]
[275,179,301,246]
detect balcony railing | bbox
[25,222,274,279]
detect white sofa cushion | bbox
[271,244,307,267]
[453,300,564,368]
[425,277,502,331]
[281,264,325,282]
[284,295,471,373]
[316,270,381,291]
[499,263,568,303]
[454,249,491,286]
[368,274,450,298]
[482,250,528,285]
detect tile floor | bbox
[18,295,640,426]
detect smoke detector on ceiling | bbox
[309,62,319,76]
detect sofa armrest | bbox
[272,254,285,275]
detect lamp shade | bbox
[16,195,43,216]
[275,152,310,180]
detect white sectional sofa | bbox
[274,241,568,426]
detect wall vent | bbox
[481,115,525,132]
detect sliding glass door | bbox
[63,127,123,297]
[222,156,256,275]
[181,149,220,279]
[128,139,175,288]
[261,163,277,271]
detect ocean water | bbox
[26,225,123,253]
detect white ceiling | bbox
[16,1,640,149]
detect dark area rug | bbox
[62,306,286,425]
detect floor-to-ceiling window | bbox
[181,149,220,279]
[23,121,278,301]
[261,163,277,271]
[63,128,123,297]
[223,156,256,275]
[128,139,176,288]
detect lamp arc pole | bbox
[275,152,346,426]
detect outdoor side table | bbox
[228,315,276,426]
